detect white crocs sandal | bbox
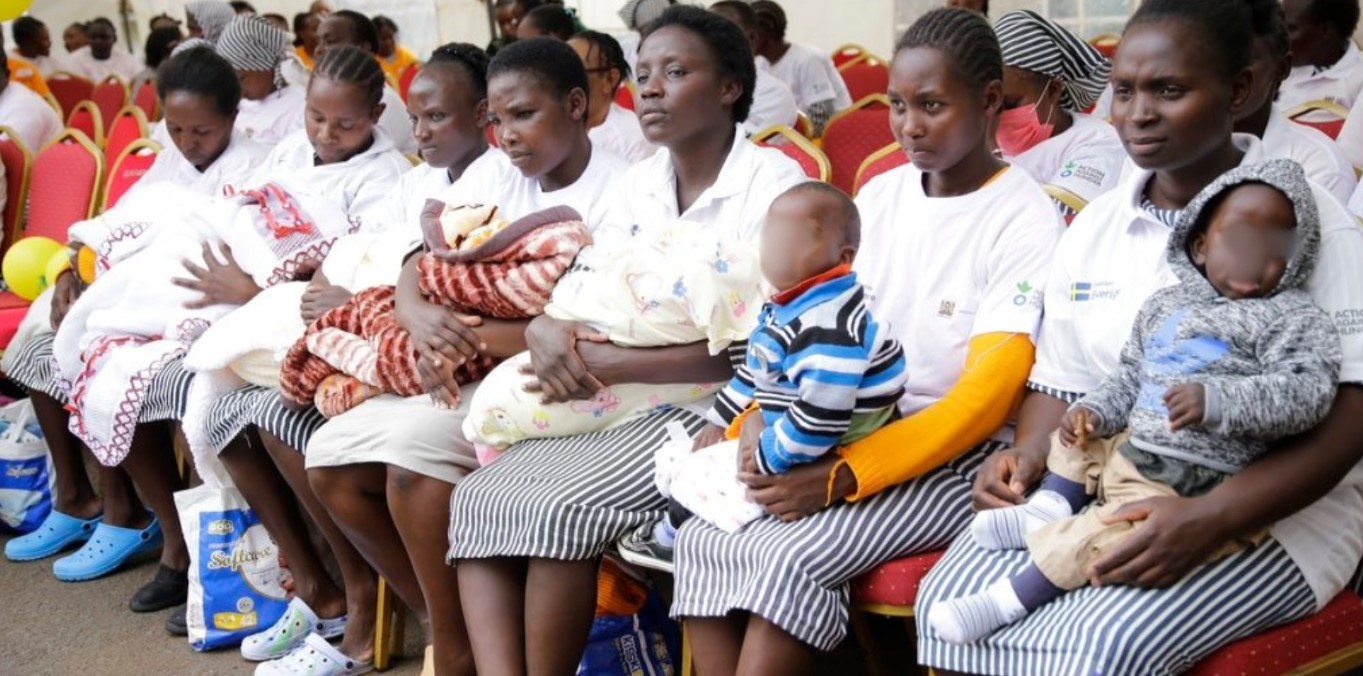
[242,597,348,662]
[255,633,373,676]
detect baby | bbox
[929,159,1342,644]
[619,182,908,570]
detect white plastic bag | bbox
[0,399,53,534]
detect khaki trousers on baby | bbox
[1025,431,1265,590]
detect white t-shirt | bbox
[0,81,63,151]
[854,164,1063,424]
[138,130,267,198]
[379,85,418,156]
[236,86,307,147]
[1260,105,1357,206]
[243,128,412,219]
[442,145,628,230]
[744,63,799,137]
[1029,134,1363,610]
[66,46,142,84]
[1003,112,1125,212]
[763,43,854,114]
[1280,43,1363,122]
[8,50,74,78]
[1330,94,1363,169]
[589,103,657,165]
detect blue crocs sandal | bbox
[52,515,163,582]
[4,510,102,562]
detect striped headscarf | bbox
[219,15,295,85]
[617,0,674,30]
[994,10,1111,111]
[186,0,236,45]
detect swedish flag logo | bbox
[1070,282,1092,301]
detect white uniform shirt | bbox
[139,130,267,197]
[762,43,854,114]
[1030,134,1363,609]
[379,85,418,156]
[1003,113,1125,211]
[589,103,657,165]
[243,128,411,218]
[443,145,628,230]
[744,62,799,137]
[1260,104,1357,206]
[236,86,307,147]
[0,81,62,151]
[855,164,1063,422]
[1280,43,1363,122]
[8,50,75,78]
[66,46,142,84]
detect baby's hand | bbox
[1060,406,1099,448]
[691,423,725,453]
[1164,383,1205,432]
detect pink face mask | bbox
[996,82,1056,156]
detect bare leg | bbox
[118,421,187,569]
[387,467,472,675]
[734,615,816,676]
[524,558,597,676]
[686,614,748,676]
[457,558,527,676]
[258,430,377,660]
[29,391,103,520]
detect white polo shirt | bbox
[744,63,799,137]
[243,128,412,218]
[1030,133,1363,609]
[442,144,628,231]
[762,43,854,115]
[1280,43,1363,122]
[1261,105,1357,206]
[66,45,142,84]
[1003,112,1125,214]
[236,85,307,147]
[0,80,62,151]
[1331,94,1363,170]
[854,164,1063,425]
[589,103,657,165]
[139,130,267,198]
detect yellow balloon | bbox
[0,0,34,22]
[3,236,63,301]
[44,249,71,294]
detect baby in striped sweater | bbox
[621,182,908,569]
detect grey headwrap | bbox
[995,10,1112,111]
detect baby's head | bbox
[1187,181,1297,300]
[760,182,860,292]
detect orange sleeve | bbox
[838,332,1034,501]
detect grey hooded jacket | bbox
[1079,159,1342,474]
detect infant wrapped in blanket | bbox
[461,221,771,460]
[52,178,361,465]
[278,201,592,416]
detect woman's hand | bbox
[741,455,849,522]
[299,271,353,323]
[973,444,1049,511]
[416,350,463,408]
[1087,494,1232,589]
[691,422,725,452]
[173,242,262,308]
[518,315,603,404]
[49,271,82,331]
[395,294,484,366]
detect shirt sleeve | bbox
[1026,231,1105,397]
[970,186,1064,338]
[1042,136,1125,213]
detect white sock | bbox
[970,490,1074,551]
[653,519,677,548]
[928,579,1029,645]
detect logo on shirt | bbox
[1070,281,1121,302]
[1013,281,1039,307]
[938,300,956,318]
[1059,161,1106,187]
[1334,308,1363,337]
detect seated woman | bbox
[669,9,1062,672]
[218,15,308,146]
[314,10,419,155]
[1,47,266,623]
[374,15,420,84]
[917,1,1363,672]
[446,8,806,673]
[993,10,1124,222]
[569,31,658,164]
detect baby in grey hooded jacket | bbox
[929,159,1342,645]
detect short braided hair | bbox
[427,43,491,99]
[1127,0,1252,79]
[312,44,386,107]
[570,30,631,84]
[751,0,786,41]
[895,7,1002,92]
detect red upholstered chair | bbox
[614,81,637,111]
[398,63,420,102]
[1286,100,1350,140]
[1190,592,1363,674]
[852,141,909,197]
[91,76,129,134]
[831,44,870,69]
[45,71,93,120]
[1090,33,1120,60]
[820,94,893,194]
[66,101,106,147]
[132,79,159,121]
[838,59,890,106]
[102,139,160,211]
[0,127,33,262]
[104,106,149,171]
[753,124,831,182]
[793,111,814,139]
[849,549,946,674]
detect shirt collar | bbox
[644,124,752,215]
[1310,42,1363,80]
[1121,133,1263,233]
[769,266,858,324]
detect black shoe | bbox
[617,522,675,574]
[129,565,188,613]
[165,605,187,636]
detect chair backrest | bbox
[24,129,104,242]
[852,142,909,197]
[132,79,159,121]
[831,44,869,68]
[793,111,814,139]
[102,139,160,211]
[45,71,94,120]
[838,60,890,106]
[0,127,34,258]
[41,92,63,117]
[66,101,105,147]
[91,76,129,132]
[104,106,149,169]
[821,94,894,194]
[752,125,831,182]
[399,63,420,102]
[1285,99,1351,140]
[1090,33,1120,60]
[614,81,637,111]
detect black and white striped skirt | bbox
[670,439,998,651]
[138,358,194,423]
[6,331,62,399]
[447,407,707,562]
[203,385,328,454]
[916,530,1317,674]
